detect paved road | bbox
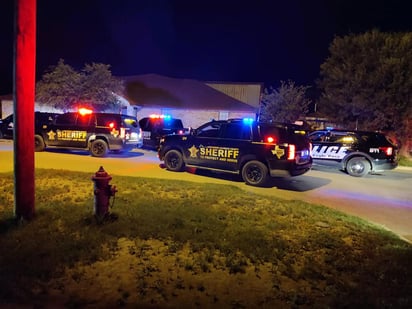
[1,139,411,243]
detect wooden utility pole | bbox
[14,0,36,220]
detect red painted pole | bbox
[14,0,36,221]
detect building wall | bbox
[136,107,256,129]
[205,83,262,108]
[0,100,13,118]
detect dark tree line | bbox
[36,59,123,112]
[261,30,411,156]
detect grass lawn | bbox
[0,169,411,308]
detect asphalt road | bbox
[1,139,411,243]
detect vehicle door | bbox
[310,131,351,161]
[1,114,14,138]
[185,122,250,171]
[45,112,91,148]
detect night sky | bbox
[1,0,411,95]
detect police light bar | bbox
[149,114,171,119]
[78,108,93,115]
[242,118,254,124]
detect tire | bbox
[34,135,45,152]
[346,157,371,177]
[164,149,185,172]
[90,140,108,157]
[241,160,269,187]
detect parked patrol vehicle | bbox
[34,108,143,157]
[0,112,59,139]
[309,129,398,177]
[139,114,187,149]
[158,118,312,186]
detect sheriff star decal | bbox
[188,145,199,158]
[271,145,285,159]
[47,130,56,140]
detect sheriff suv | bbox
[34,109,143,157]
[139,115,187,149]
[158,118,312,187]
[0,112,59,139]
[308,129,398,177]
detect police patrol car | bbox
[34,108,143,157]
[309,129,398,177]
[158,118,312,186]
[139,114,186,149]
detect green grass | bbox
[399,155,412,167]
[0,169,411,308]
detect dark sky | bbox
[1,0,411,95]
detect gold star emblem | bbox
[188,145,199,158]
[47,130,56,140]
[271,145,285,159]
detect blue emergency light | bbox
[242,118,254,124]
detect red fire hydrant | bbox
[91,166,117,221]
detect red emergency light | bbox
[78,108,93,115]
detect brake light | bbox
[265,136,277,144]
[120,127,126,138]
[380,147,393,156]
[78,108,93,115]
[288,144,296,160]
[108,122,115,129]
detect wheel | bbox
[241,160,269,186]
[90,140,108,157]
[34,135,45,152]
[346,157,371,177]
[164,149,185,172]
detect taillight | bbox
[265,136,277,144]
[108,122,115,129]
[380,147,393,156]
[288,144,296,160]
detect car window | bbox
[328,132,352,143]
[260,126,283,142]
[309,131,327,142]
[55,113,77,125]
[196,123,221,138]
[221,123,251,140]
[96,114,119,127]
[122,117,138,128]
[76,114,93,126]
[163,119,183,129]
[362,133,390,145]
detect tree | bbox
[36,59,124,111]
[318,30,412,156]
[260,80,311,123]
